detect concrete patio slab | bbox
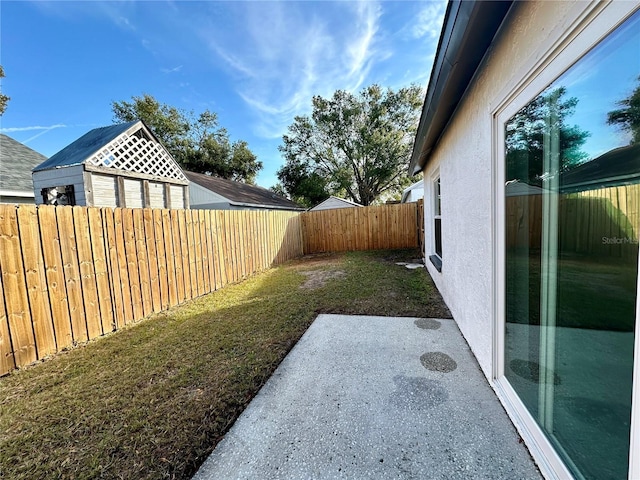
[192,314,542,480]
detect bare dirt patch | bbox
[289,252,345,270]
[299,269,346,289]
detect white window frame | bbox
[491,2,640,479]
[429,169,443,271]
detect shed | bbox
[0,134,47,204]
[32,121,189,208]
[186,170,303,211]
[309,196,362,211]
[400,179,424,203]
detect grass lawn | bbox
[0,249,450,480]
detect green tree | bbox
[608,76,640,145]
[0,65,10,116]
[112,94,262,183]
[277,84,423,206]
[275,160,330,208]
[505,86,590,185]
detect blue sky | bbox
[0,0,446,188]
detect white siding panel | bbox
[169,185,184,209]
[148,182,166,209]
[91,173,118,208]
[32,165,87,206]
[123,178,143,208]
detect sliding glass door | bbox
[504,9,640,479]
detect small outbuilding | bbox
[32,121,189,208]
[309,196,362,211]
[0,134,47,204]
[186,170,303,212]
[400,179,424,203]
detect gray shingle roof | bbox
[561,144,640,191]
[0,134,48,192]
[32,121,138,172]
[185,171,303,210]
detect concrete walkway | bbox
[193,315,542,480]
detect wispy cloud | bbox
[161,65,183,74]
[1,124,66,133]
[1,124,67,143]
[199,1,390,139]
[410,2,447,40]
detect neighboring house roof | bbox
[561,144,640,192]
[0,134,47,195]
[401,179,424,203]
[310,196,363,211]
[409,0,514,175]
[32,120,187,183]
[185,170,303,211]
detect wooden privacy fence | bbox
[506,184,640,259]
[300,203,419,254]
[0,205,303,376]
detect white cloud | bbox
[1,124,67,144]
[1,124,66,133]
[411,2,447,40]
[199,1,392,139]
[161,65,183,74]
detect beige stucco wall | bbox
[421,1,580,379]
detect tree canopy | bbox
[608,75,640,145]
[0,66,10,116]
[277,84,423,207]
[112,94,262,184]
[505,86,590,185]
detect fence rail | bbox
[300,203,418,254]
[0,205,303,375]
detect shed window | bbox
[41,185,75,206]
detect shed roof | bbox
[33,122,137,172]
[310,196,363,211]
[0,134,47,193]
[185,171,303,211]
[32,120,187,183]
[401,179,424,203]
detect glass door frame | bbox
[490,2,640,479]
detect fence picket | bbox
[143,209,162,313]
[153,209,170,310]
[0,205,37,365]
[73,207,102,339]
[102,208,125,330]
[170,210,186,304]
[0,270,15,373]
[133,209,152,317]
[122,209,142,322]
[17,205,56,357]
[114,208,134,324]
[55,206,87,343]
[38,206,73,346]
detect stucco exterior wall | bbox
[421,1,576,379]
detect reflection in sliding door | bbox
[504,9,640,479]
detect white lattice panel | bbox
[87,128,187,181]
